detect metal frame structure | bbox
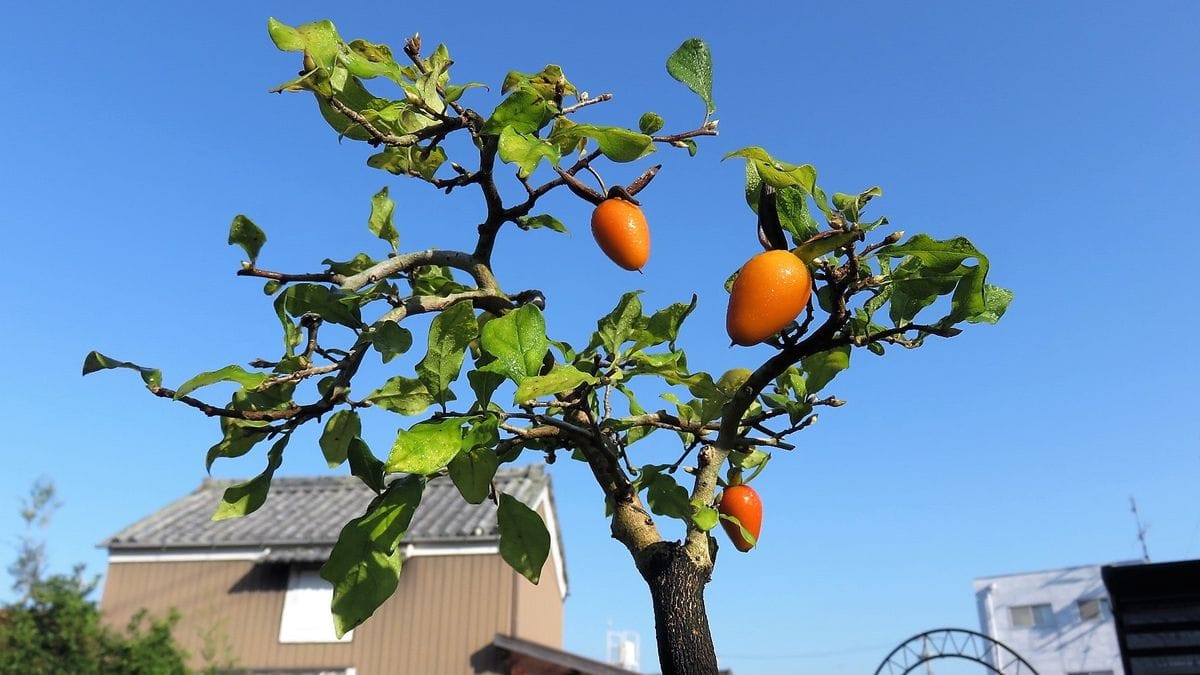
[873,628,1039,675]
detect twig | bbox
[237,267,340,285]
[561,93,613,114]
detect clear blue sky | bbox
[3,2,1198,673]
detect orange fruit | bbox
[726,250,812,346]
[591,198,650,271]
[718,484,763,552]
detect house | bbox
[98,464,624,675]
[974,564,1125,675]
[1102,558,1200,675]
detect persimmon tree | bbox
[84,18,1011,675]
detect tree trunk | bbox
[638,542,718,675]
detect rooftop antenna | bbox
[606,627,641,671]
[1130,495,1151,563]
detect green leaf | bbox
[593,292,643,357]
[386,417,464,475]
[81,351,161,389]
[639,112,664,135]
[228,215,266,264]
[467,369,505,409]
[666,38,714,115]
[174,365,270,400]
[283,284,363,328]
[343,39,404,83]
[802,346,850,394]
[793,231,860,263]
[498,127,561,178]
[212,435,288,521]
[548,123,654,163]
[501,65,576,100]
[367,145,447,180]
[479,304,549,384]
[320,410,361,468]
[776,186,821,244]
[416,301,478,406]
[878,234,987,274]
[409,265,469,296]
[324,253,378,276]
[692,503,719,531]
[448,447,498,504]
[644,470,692,521]
[347,437,386,493]
[743,158,763,212]
[968,284,1014,324]
[369,321,413,363]
[272,294,301,356]
[832,186,883,222]
[482,86,558,135]
[367,376,436,416]
[205,417,269,471]
[367,187,399,253]
[635,295,697,349]
[514,365,597,403]
[516,214,568,234]
[725,148,817,195]
[497,493,551,585]
[444,82,486,103]
[321,476,424,637]
[266,17,305,51]
[293,19,341,68]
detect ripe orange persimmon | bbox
[591,198,650,271]
[718,484,762,552]
[725,249,812,346]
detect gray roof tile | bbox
[102,465,549,551]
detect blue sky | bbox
[3,2,1198,673]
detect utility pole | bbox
[1130,496,1151,563]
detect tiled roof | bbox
[102,465,549,551]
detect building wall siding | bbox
[101,554,518,675]
[975,564,1125,675]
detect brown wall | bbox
[101,553,529,675]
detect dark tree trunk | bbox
[638,542,718,675]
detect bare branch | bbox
[561,93,613,114]
[237,266,340,285]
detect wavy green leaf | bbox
[666,38,714,115]
[514,365,597,403]
[368,187,399,253]
[416,301,478,406]
[386,418,464,475]
[212,435,288,521]
[321,476,424,637]
[498,127,561,178]
[228,215,266,263]
[174,365,270,400]
[480,304,549,384]
[497,494,550,585]
[81,351,161,389]
[366,376,435,416]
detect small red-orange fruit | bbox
[718,484,763,552]
[591,198,650,271]
[725,250,812,346]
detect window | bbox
[1078,598,1111,621]
[1010,603,1054,628]
[278,567,353,643]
